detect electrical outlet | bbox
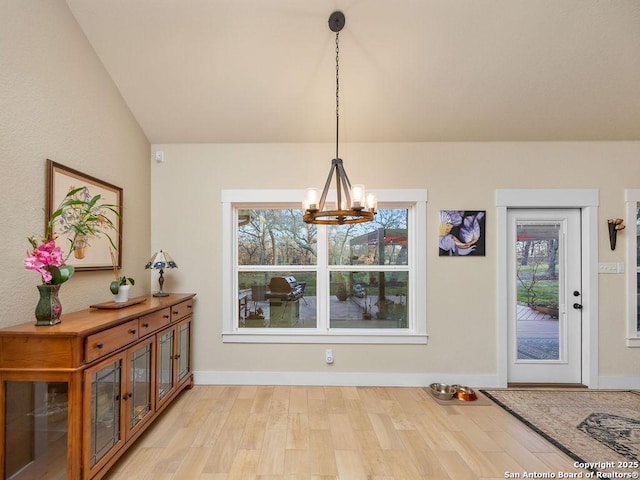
[325,348,334,364]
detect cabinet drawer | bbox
[171,299,193,322]
[85,319,139,362]
[138,308,171,336]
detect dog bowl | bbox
[454,386,477,401]
[429,383,457,400]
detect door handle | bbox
[573,303,583,310]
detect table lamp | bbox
[145,250,178,297]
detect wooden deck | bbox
[516,303,558,339]
[244,295,405,329]
[243,298,560,335]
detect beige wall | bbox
[0,0,150,327]
[151,142,640,387]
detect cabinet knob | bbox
[163,314,170,319]
[187,305,192,309]
[174,354,181,360]
[142,322,150,328]
[129,329,137,334]
[96,343,104,349]
[173,310,178,315]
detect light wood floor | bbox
[104,385,585,480]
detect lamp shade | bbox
[145,250,177,270]
[145,250,177,297]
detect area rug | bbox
[481,389,640,474]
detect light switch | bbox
[598,262,624,274]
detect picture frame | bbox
[439,210,486,256]
[46,159,123,271]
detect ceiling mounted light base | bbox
[328,11,345,32]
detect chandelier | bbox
[302,11,377,225]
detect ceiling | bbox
[65,0,640,144]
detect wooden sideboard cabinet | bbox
[0,293,196,480]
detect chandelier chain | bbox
[335,31,340,161]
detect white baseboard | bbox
[194,371,640,390]
[193,370,503,388]
[597,375,640,390]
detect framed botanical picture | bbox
[46,159,123,270]
[439,210,486,256]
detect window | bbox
[222,190,427,344]
[625,190,640,346]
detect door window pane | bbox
[515,222,560,360]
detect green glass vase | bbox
[35,284,62,326]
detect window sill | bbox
[626,336,640,347]
[222,331,428,344]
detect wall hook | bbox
[607,218,625,250]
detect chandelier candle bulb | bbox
[303,188,319,211]
[351,184,365,209]
[366,193,378,211]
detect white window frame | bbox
[221,189,428,344]
[625,189,640,347]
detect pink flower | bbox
[24,256,53,283]
[24,239,65,284]
[35,240,64,266]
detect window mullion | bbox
[316,224,329,331]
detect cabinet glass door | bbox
[157,329,174,402]
[88,358,123,469]
[177,321,191,383]
[127,340,153,436]
[3,381,68,480]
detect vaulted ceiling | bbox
[65,0,640,144]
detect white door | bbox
[507,209,582,384]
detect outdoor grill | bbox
[266,276,305,302]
